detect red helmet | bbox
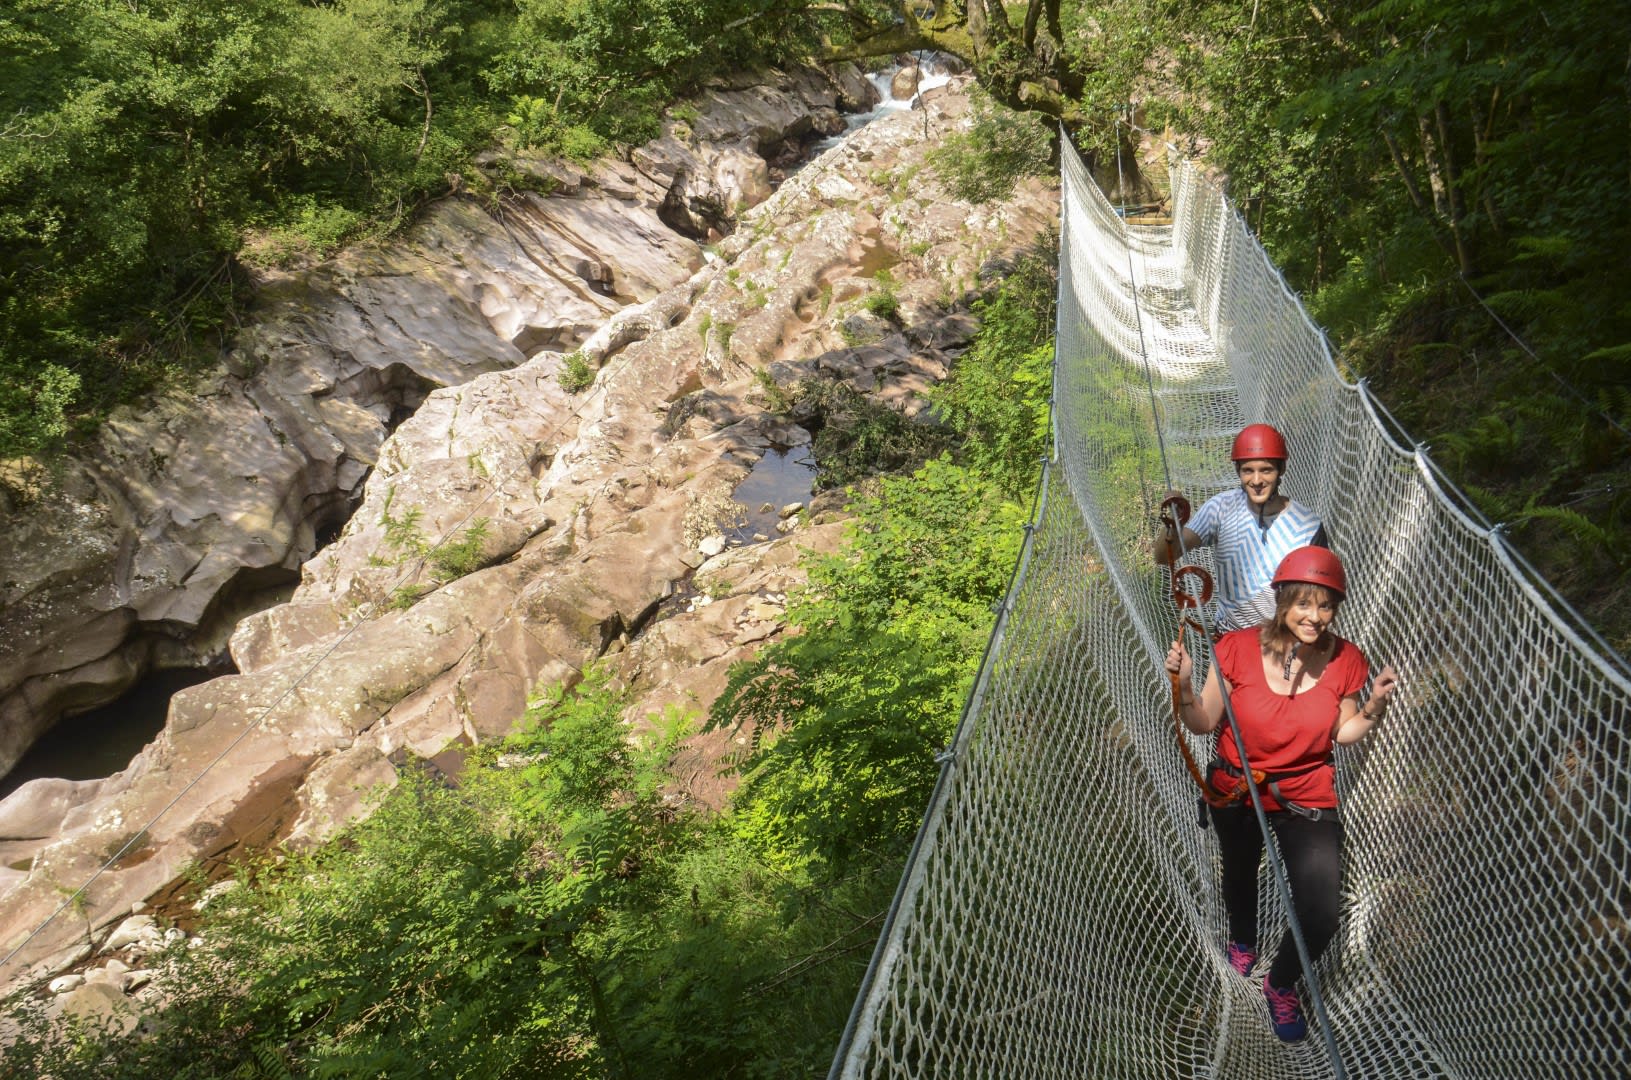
[1231,423,1288,463]
[1272,546,1347,598]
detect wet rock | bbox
[891,66,923,100]
[103,914,159,952]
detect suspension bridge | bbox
[827,139,1631,1079]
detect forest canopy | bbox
[0,0,821,459]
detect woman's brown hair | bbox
[1259,582,1342,655]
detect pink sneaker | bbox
[1225,941,1257,976]
[1262,975,1307,1042]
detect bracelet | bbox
[1361,703,1383,721]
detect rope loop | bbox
[1170,563,1212,608]
[1159,492,1191,531]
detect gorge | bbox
[0,64,1058,1020]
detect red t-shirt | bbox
[1211,628,1370,809]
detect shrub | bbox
[864,291,899,321]
[559,351,595,393]
[930,90,1053,204]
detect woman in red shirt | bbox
[1165,547,1398,1042]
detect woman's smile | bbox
[1286,594,1335,644]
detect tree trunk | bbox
[1435,99,1472,275]
[1382,129,1430,215]
[1418,114,1450,219]
[412,68,433,164]
[1469,92,1504,239]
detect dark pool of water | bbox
[723,445,817,544]
[0,667,226,802]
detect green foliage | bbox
[3,669,891,1078]
[375,497,493,596]
[0,0,841,459]
[1069,0,1631,645]
[713,454,1025,869]
[929,89,1053,204]
[864,270,899,321]
[558,350,595,393]
[380,499,424,552]
[485,0,821,153]
[791,379,951,489]
[0,0,505,455]
[864,288,898,321]
[0,363,79,461]
[753,367,792,414]
[932,245,1057,498]
[427,517,492,580]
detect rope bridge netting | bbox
[828,139,1631,1079]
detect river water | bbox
[0,665,229,802]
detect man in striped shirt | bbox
[1154,424,1329,632]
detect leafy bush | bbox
[427,517,492,580]
[558,350,595,393]
[2,668,897,1078]
[931,244,1057,497]
[929,90,1053,204]
[864,287,899,321]
[713,453,1026,868]
[791,380,950,489]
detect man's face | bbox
[1237,459,1281,506]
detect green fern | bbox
[427,518,492,581]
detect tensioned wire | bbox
[832,133,1631,1079]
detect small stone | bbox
[104,914,159,952]
[759,502,774,514]
[193,879,239,912]
[698,535,727,558]
[85,958,130,986]
[779,502,804,517]
[49,974,85,994]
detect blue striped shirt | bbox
[1188,489,1326,631]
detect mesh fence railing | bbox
[830,141,1631,1079]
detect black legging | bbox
[1209,802,1344,989]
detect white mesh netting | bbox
[829,140,1631,1079]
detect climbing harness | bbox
[1207,758,1340,823]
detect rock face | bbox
[0,65,879,783]
[0,72,1058,996]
